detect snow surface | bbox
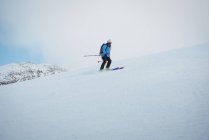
[0,45,209,140]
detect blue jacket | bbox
[100,43,111,57]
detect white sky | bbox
[1,0,209,68]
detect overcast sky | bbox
[0,0,209,68]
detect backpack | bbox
[100,43,106,55]
[100,43,110,56]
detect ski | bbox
[112,67,125,71]
[99,67,124,72]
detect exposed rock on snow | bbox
[0,62,66,85]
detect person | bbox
[99,39,112,70]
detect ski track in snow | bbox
[0,45,209,140]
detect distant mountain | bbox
[0,62,66,85]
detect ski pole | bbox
[84,55,100,57]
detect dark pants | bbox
[100,56,112,70]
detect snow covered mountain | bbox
[0,45,209,140]
[0,62,66,85]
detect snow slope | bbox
[0,45,209,140]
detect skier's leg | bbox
[106,57,112,69]
[100,57,107,70]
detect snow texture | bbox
[0,45,209,140]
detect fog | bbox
[1,0,209,68]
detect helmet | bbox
[107,39,112,43]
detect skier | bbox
[99,39,112,70]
